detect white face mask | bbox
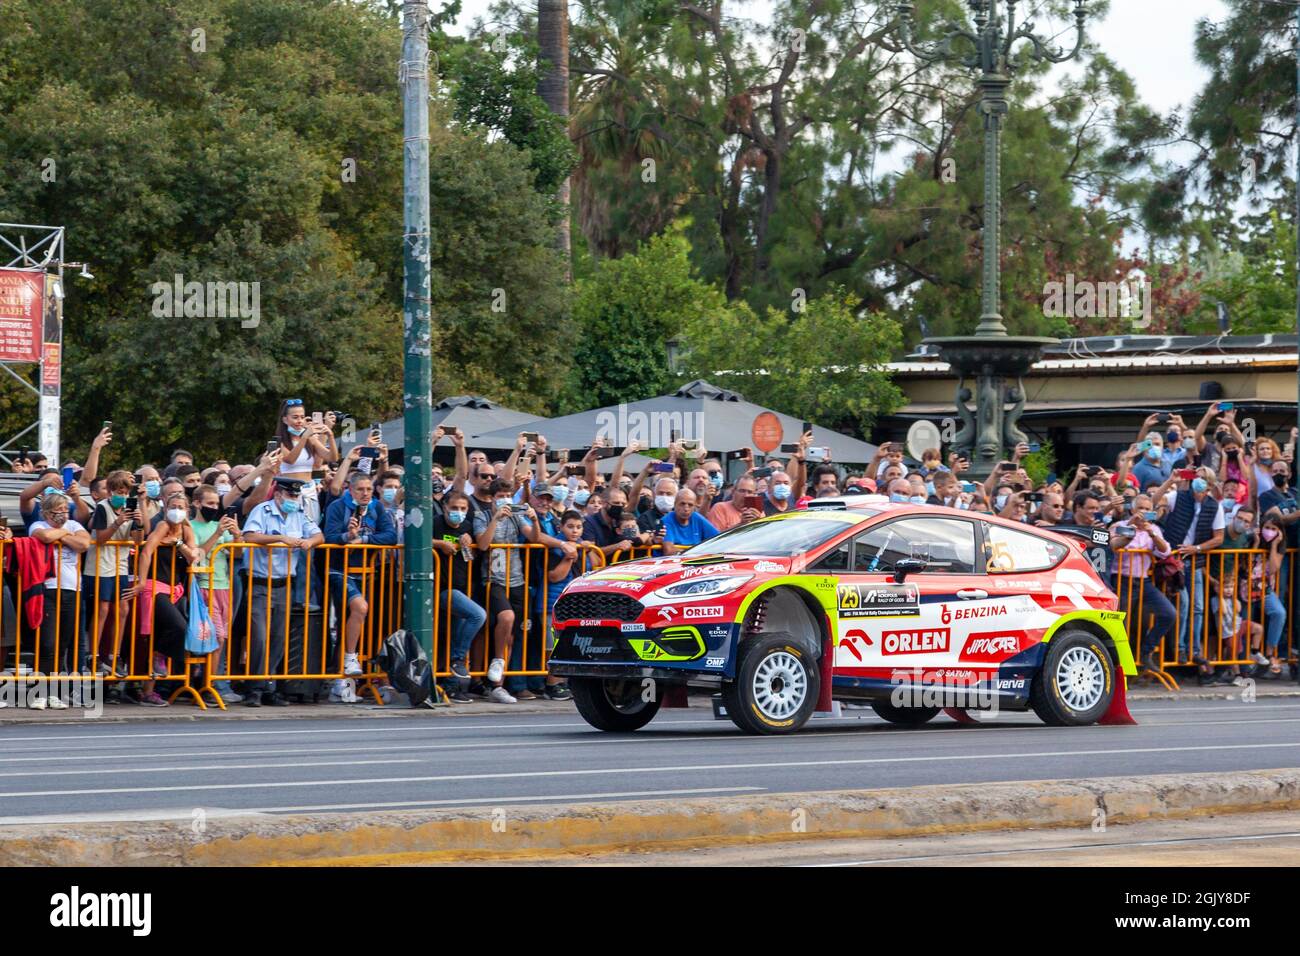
[165,508,186,525]
[654,495,675,514]
[215,483,232,495]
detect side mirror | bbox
[892,557,927,583]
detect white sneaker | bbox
[488,686,516,704]
[1253,652,1271,666]
[486,658,505,683]
[329,678,360,704]
[29,697,48,710]
[343,653,363,677]
[46,697,68,710]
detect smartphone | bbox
[779,443,800,454]
[670,429,682,443]
[358,447,381,460]
[61,465,75,491]
[961,482,978,493]
[680,438,701,452]
[125,495,138,512]
[1026,442,1041,453]
[805,447,828,463]
[1217,401,1234,412]
[801,421,813,436]
[1084,465,1102,477]
[997,460,1016,472]
[101,420,112,432]
[1156,412,1170,424]
[1177,468,1197,480]
[0,515,8,529]
[1023,492,1044,503]
[225,504,242,519]
[311,469,326,481]
[312,411,323,426]
[564,463,584,477]
[370,423,382,441]
[266,440,279,456]
[742,495,764,512]
[653,462,675,474]
[753,466,774,479]
[594,446,620,460]
[510,503,529,514]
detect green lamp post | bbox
[895,0,1091,477]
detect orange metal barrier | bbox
[1114,547,1296,680]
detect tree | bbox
[680,287,905,436]
[538,0,572,274]
[565,229,726,409]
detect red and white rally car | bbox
[549,496,1137,735]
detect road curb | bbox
[5,768,1300,866]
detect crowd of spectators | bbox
[1,400,1295,710]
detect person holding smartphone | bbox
[274,398,334,525]
[85,470,142,680]
[708,474,763,531]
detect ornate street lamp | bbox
[894,0,1091,476]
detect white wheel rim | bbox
[1056,646,1105,712]
[752,651,808,720]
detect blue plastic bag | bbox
[185,585,220,656]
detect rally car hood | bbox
[561,552,790,603]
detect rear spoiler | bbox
[1050,524,1110,548]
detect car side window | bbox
[850,517,976,574]
[984,523,1068,573]
[813,539,850,572]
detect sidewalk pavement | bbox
[0,679,1295,726]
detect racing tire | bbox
[1029,628,1115,726]
[868,699,941,725]
[724,632,820,735]
[570,676,663,732]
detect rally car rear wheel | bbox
[869,700,941,725]
[1030,629,1114,726]
[570,677,663,732]
[724,632,820,735]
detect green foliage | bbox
[446,39,577,196]
[1021,441,1056,488]
[680,287,906,436]
[1192,210,1296,335]
[564,230,726,410]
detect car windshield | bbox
[681,512,875,558]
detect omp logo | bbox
[50,886,151,936]
[881,628,950,655]
[574,635,611,655]
[705,656,726,668]
[683,605,724,620]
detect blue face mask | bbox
[924,482,936,497]
[770,484,791,501]
[145,480,161,499]
[551,486,569,504]
[381,487,397,505]
[280,497,300,513]
[709,473,723,489]
[1191,478,1208,494]
[287,425,305,436]
[909,495,927,505]
[573,490,591,507]
[447,510,466,525]
[1146,445,1162,461]
[890,493,908,503]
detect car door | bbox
[830,515,980,677]
[976,520,1075,669]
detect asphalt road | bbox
[2,698,1300,822]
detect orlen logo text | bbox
[881,628,950,655]
[960,634,1023,662]
[683,605,725,620]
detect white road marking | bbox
[2,717,1296,763]
[0,758,424,779]
[4,740,1300,799]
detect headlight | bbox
[653,574,753,600]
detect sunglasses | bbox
[284,398,304,407]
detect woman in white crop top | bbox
[274,399,337,522]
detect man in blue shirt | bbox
[324,471,397,677]
[661,489,720,553]
[240,477,324,706]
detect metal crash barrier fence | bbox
[1114,547,1297,688]
[0,537,614,708]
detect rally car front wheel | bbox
[570,677,663,732]
[724,632,820,735]
[1029,629,1115,726]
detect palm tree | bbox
[538,0,571,277]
